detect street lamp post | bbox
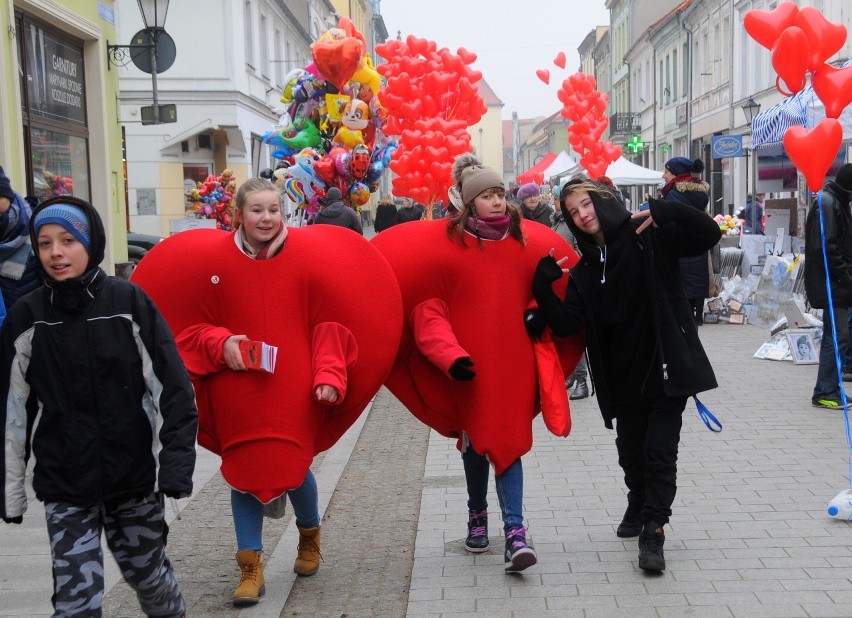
[107,0,175,125]
[742,97,761,233]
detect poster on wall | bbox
[25,23,87,127]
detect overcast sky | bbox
[378,1,611,121]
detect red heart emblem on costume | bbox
[536,69,550,85]
[311,37,364,91]
[553,51,566,69]
[744,1,799,50]
[813,63,852,119]
[771,26,809,95]
[313,156,336,186]
[795,6,848,73]
[783,119,843,192]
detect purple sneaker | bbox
[504,526,537,572]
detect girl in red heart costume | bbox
[371,155,583,572]
[131,178,402,604]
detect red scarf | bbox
[660,173,698,197]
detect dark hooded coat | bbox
[533,189,720,428]
[660,176,712,300]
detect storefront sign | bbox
[712,135,743,159]
[26,25,86,126]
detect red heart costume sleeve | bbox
[371,219,584,475]
[131,226,402,503]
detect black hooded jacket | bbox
[804,180,852,309]
[312,199,363,235]
[1,197,197,518]
[533,190,720,428]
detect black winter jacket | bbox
[522,202,553,227]
[804,180,852,309]
[533,193,720,428]
[661,177,712,300]
[312,200,364,235]
[0,197,197,519]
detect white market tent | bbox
[546,152,664,186]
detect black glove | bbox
[534,255,564,286]
[524,308,546,341]
[160,490,188,500]
[449,357,476,381]
[3,515,23,524]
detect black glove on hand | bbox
[524,308,546,341]
[161,490,187,500]
[534,255,563,286]
[449,357,476,381]
[3,515,23,524]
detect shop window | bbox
[16,12,90,202]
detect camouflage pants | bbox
[44,493,185,618]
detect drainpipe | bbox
[678,10,693,156]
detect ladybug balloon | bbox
[349,144,371,180]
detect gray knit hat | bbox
[453,154,504,206]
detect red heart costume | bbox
[371,219,583,474]
[132,226,402,503]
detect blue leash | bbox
[694,395,722,432]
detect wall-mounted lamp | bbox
[107,0,176,125]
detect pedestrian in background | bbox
[312,187,363,235]
[661,156,712,325]
[518,182,552,226]
[804,163,852,409]
[533,176,719,573]
[373,194,398,232]
[0,196,198,617]
[394,197,425,224]
[0,165,40,315]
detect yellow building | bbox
[0,0,128,271]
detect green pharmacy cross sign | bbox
[627,134,645,154]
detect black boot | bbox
[465,509,489,553]
[638,521,666,572]
[569,380,589,400]
[566,374,577,389]
[616,499,642,538]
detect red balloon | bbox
[783,119,843,192]
[536,69,550,85]
[771,27,809,95]
[456,47,477,65]
[314,156,336,185]
[311,37,364,91]
[553,51,566,69]
[794,6,848,73]
[813,63,852,119]
[743,1,799,50]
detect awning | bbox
[752,59,852,149]
[517,152,557,185]
[160,122,247,154]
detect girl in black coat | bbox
[532,176,720,573]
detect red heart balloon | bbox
[553,51,566,69]
[456,47,477,65]
[311,37,364,91]
[783,119,843,192]
[813,63,852,119]
[771,26,809,95]
[536,69,550,85]
[795,6,848,73]
[533,172,544,185]
[744,1,799,50]
[313,156,337,185]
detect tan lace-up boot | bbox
[294,525,322,576]
[233,550,265,606]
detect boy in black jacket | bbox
[532,176,719,573]
[0,197,197,617]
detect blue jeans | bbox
[462,441,524,531]
[231,470,320,551]
[814,307,849,400]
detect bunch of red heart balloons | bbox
[375,36,488,211]
[557,72,622,180]
[745,2,851,190]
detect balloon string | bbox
[816,190,852,483]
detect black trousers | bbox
[613,395,688,525]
